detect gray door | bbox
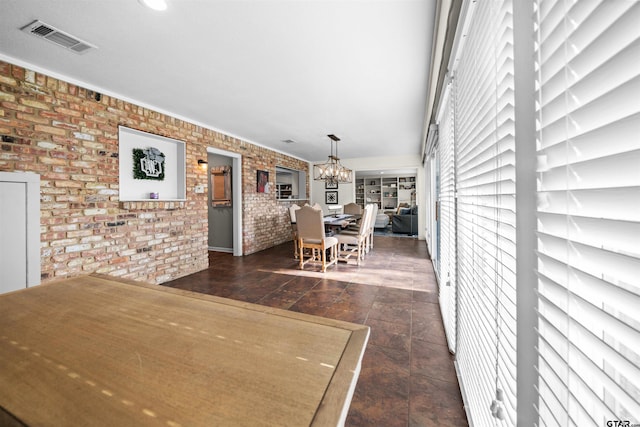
[208,153,234,252]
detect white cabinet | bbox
[355,178,365,206]
[381,177,398,210]
[363,177,381,208]
[356,175,415,211]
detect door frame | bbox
[206,148,243,256]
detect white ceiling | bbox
[0,0,436,162]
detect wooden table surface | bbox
[0,275,369,426]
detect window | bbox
[535,0,640,424]
[426,0,640,424]
[275,167,307,200]
[436,80,457,353]
[452,0,517,424]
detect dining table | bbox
[0,274,369,427]
[323,214,359,235]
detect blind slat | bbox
[538,212,640,257]
[537,187,640,222]
[539,150,640,190]
[539,113,640,167]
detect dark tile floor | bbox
[162,236,468,427]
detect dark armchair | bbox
[392,206,418,235]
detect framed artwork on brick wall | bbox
[257,170,270,193]
[118,126,186,201]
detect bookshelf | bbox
[356,175,415,212]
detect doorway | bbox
[207,148,242,256]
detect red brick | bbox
[0,59,308,284]
[34,124,67,136]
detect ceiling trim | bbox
[0,52,311,163]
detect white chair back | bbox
[288,204,301,223]
[359,205,373,237]
[368,204,378,230]
[365,203,378,251]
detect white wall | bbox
[310,154,426,240]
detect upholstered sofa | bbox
[374,213,389,229]
[392,206,418,234]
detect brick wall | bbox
[0,60,308,284]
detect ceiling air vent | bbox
[20,20,97,54]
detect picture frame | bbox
[118,126,186,201]
[256,170,270,193]
[325,180,338,189]
[325,191,338,204]
[211,165,232,207]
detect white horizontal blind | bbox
[535,0,640,425]
[437,82,457,352]
[453,0,517,425]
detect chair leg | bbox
[321,246,327,273]
[298,240,304,270]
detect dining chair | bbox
[305,202,323,211]
[288,204,301,258]
[343,202,362,216]
[336,204,372,265]
[343,202,363,230]
[296,206,339,272]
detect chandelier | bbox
[313,134,353,185]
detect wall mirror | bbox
[211,166,232,207]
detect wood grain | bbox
[0,275,369,426]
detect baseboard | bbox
[208,246,233,253]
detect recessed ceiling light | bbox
[138,0,167,11]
